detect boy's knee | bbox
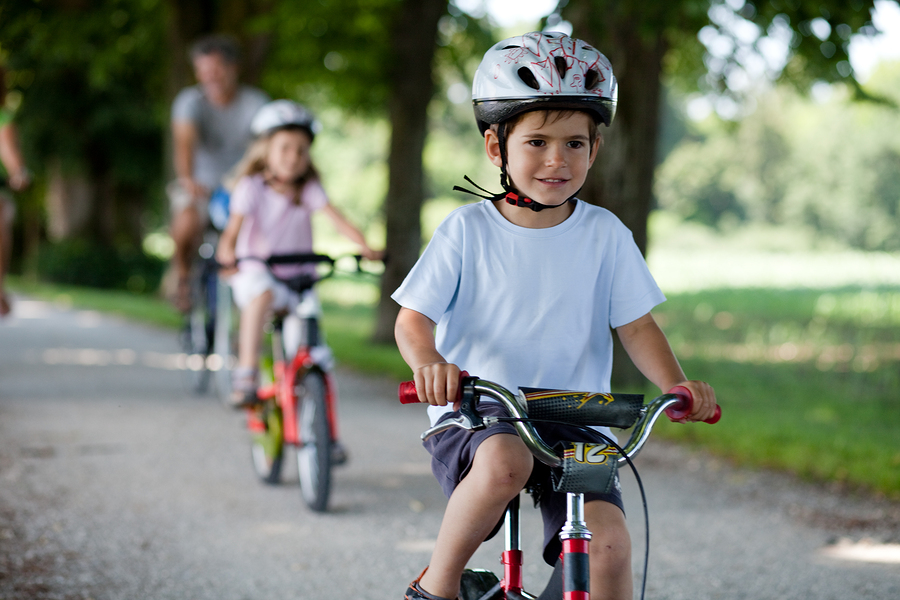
[471,435,532,493]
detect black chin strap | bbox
[452,122,579,212]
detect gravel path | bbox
[1,296,899,599]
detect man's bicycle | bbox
[179,229,220,393]
[399,375,720,600]
[243,253,376,512]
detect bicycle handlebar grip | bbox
[664,385,721,424]
[398,380,420,404]
[397,371,470,404]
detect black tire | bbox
[459,569,502,600]
[213,278,238,406]
[295,370,331,512]
[181,270,213,394]
[250,401,284,484]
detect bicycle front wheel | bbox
[250,400,284,484]
[295,370,332,512]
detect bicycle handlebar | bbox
[398,375,720,468]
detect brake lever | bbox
[419,375,483,440]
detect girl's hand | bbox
[360,246,385,261]
[671,380,717,423]
[215,246,238,277]
[413,361,462,409]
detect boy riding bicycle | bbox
[392,33,717,600]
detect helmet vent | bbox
[585,69,600,90]
[554,56,568,78]
[517,67,540,90]
[502,45,520,50]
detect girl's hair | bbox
[226,126,319,204]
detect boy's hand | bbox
[670,380,717,423]
[413,361,462,409]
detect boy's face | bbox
[486,111,599,208]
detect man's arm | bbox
[616,312,717,422]
[172,120,205,199]
[394,307,461,407]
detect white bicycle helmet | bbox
[472,32,617,135]
[251,99,322,139]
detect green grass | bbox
[8,275,900,497]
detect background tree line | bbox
[1,0,895,354]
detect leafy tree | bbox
[1,0,167,269]
[556,0,895,384]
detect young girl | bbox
[216,99,381,408]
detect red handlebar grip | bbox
[665,385,721,424]
[397,371,470,404]
[398,380,420,404]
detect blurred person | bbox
[169,34,268,311]
[0,67,32,317]
[216,100,383,408]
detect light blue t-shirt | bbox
[171,84,269,190]
[392,199,666,428]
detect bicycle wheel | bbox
[213,278,238,406]
[295,369,332,512]
[181,268,213,394]
[250,400,284,484]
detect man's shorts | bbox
[422,403,625,566]
[166,180,209,226]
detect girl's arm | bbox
[616,312,717,422]
[215,213,244,276]
[394,307,461,408]
[320,204,383,260]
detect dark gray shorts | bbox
[422,403,625,565]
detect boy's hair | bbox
[497,108,603,149]
[189,34,241,65]
[226,128,319,204]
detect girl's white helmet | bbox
[251,100,322,139]
[472,32,617,135]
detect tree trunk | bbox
[567,2,667,388]
[371,0,448,344]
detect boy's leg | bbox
[417,433,533,600]
[584,499,632,600]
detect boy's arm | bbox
[394,307,461,407]
[616,312,717,422]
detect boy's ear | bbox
[484,129,504,168]
[587,135,601,168]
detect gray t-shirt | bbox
[171,84,269,190]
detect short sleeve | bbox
[607,225,666,329]
[301,180,329,212]
[229,176,260,217]
[391,221,463,325]
[171,87,200,124]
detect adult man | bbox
[169,34,268,311]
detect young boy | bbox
[392,33,717,600]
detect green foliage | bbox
[34,239,166,292]
[651,285,900,496]
[656,63,900,250]
[1,0,167,182]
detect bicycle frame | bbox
[247,315,339,447]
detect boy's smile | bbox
[486,110,599,227]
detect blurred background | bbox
[1,0,899,496]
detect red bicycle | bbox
[399,375,720,600]
[243,253,373,512]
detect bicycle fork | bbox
[559,493,591,600]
